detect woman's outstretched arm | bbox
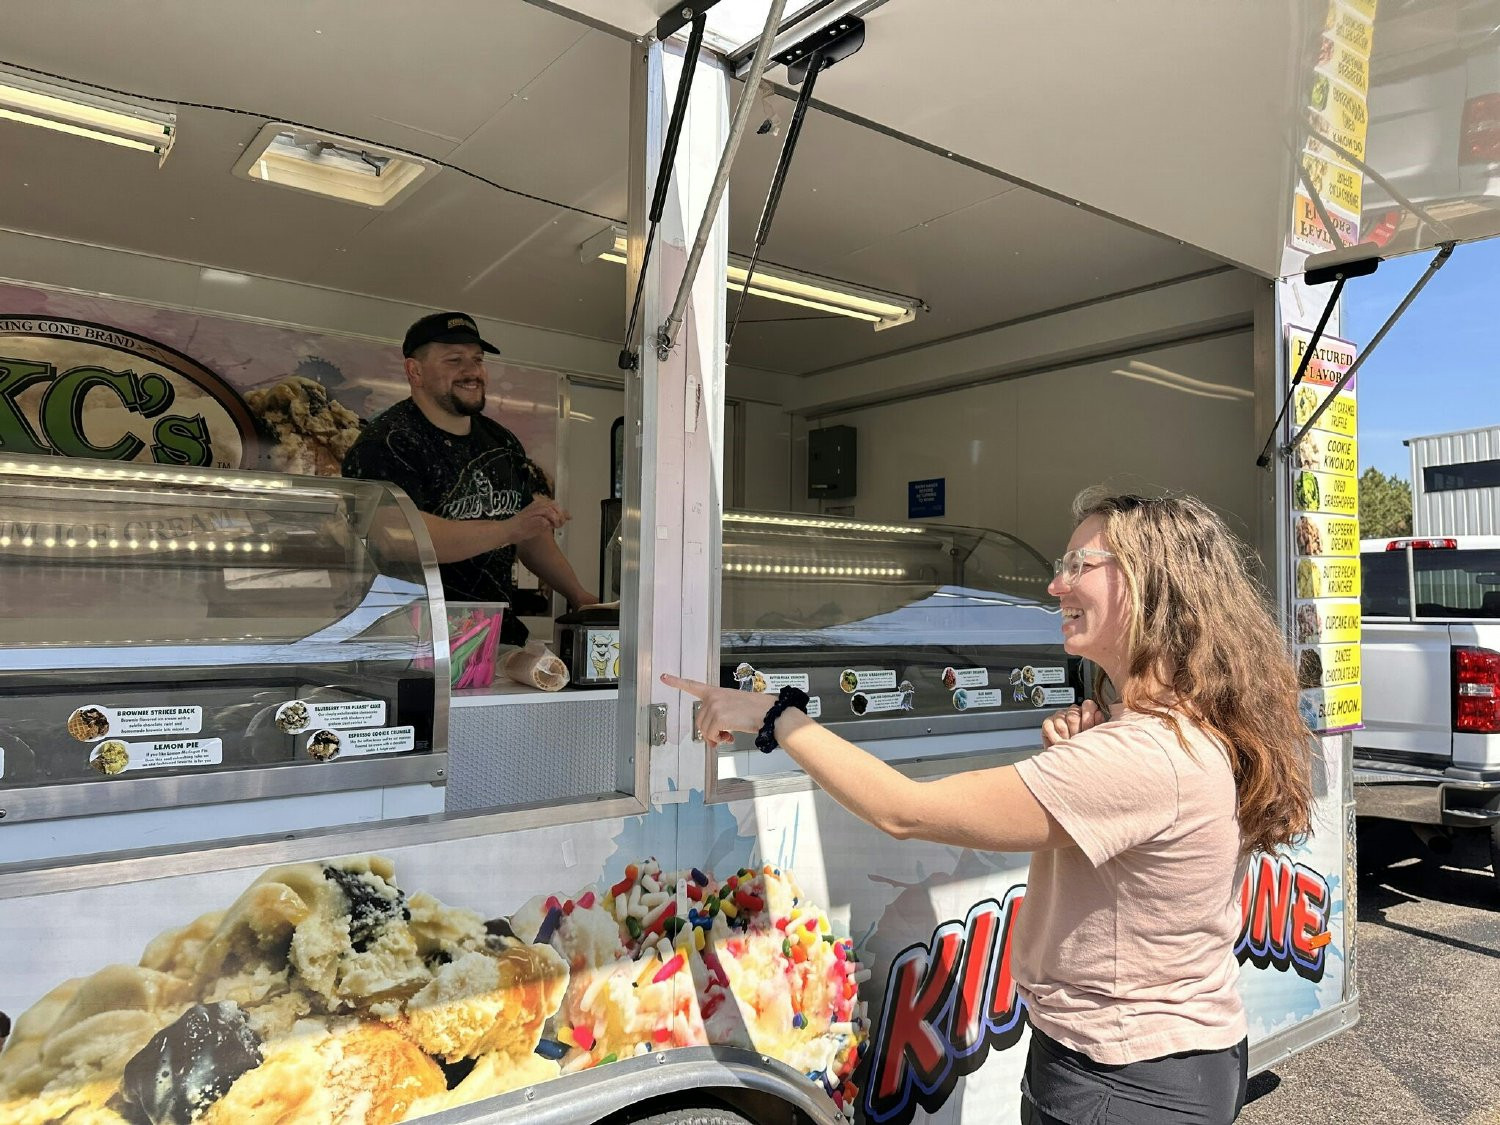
[663,674,1073,852]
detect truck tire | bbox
[624,1112,754,1125]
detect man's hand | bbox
[500,498,568,547]
[1040,699,1106,748]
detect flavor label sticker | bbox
[952,689,1005,711]
[67,705,202,742]
[943,667,989,690]
[1031,686,1077,708]
[852,691,914,715]
[1298,643,1362,689]
[89,738,222,776]
[1294,600,1361,646]
[1296,557,1361,600]
[0,746,4,778]
[1290,430,1358,479]
[807,697,822,719]
[1011,665,1067,687]
[840,669,897,694]
[1014,685,1076,707]
[274,699,386,735]
[764,672,811,692]
[304,726,416,762]
[1292,514,1360,558]
[1300,685,1362,734]
[1292,469,1359,517]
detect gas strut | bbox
[618,2,721,372]
[725,17,866,354]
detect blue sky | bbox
[1340,237,1500,480]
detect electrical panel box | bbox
[808,425,857,500]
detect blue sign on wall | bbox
[908,477,946,519]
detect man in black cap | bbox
[343,312,597,644]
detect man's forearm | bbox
[420,514,510,563]
[518,535,595,607]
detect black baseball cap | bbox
[402,312,500,358]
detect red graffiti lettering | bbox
[1235,855,1332,983]
[866,888,1026,1125]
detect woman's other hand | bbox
[1040,699,1106,748]
[661,674,776,748]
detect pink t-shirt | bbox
[1011,708,1248,1065]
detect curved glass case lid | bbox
[0,455,437,668]
[719,509,1060,646]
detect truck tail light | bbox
[1460,93,1500,165]
[1454,646,1500,732]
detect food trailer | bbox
[1,0,1493,1121]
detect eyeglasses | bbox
[1052,548,1116,585]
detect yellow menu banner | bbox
[1327,6,1373,56]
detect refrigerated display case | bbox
[604,508,1081,748]
[0,455,447,831]
[715,511,1081,743]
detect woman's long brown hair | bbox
[1074,490,1313,855]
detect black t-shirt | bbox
[342,398,549,644]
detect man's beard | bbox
[441,388,486,416]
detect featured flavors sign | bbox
[0,317,258,468]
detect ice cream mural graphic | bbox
[860,859,1333,1125]
[0,853,867,1124]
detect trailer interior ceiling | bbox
[3,0,1496,373]
[0,0,1228,381]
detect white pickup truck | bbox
[1356,536,1500,886]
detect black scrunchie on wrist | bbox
[755,685,811,753]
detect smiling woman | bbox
[667,488,1312,1125]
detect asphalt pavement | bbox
[1239,824,1500,1125]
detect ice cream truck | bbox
[0,0,1492,1122]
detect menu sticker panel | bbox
[806,697,822,719]
[1326,5,1373,56]
[943,667,989,690]
[89,738,222,776]
[275,699,387,735]
[67,705,202,742]
[840,669,897,693]
[305,726,415,761]
[1019,686,1076,708]
[1285,322,1362,733]
[952,689,1005,712]
[1295,600,1361,646]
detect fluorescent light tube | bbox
[589,227,921,330]
[0,67,175,162]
